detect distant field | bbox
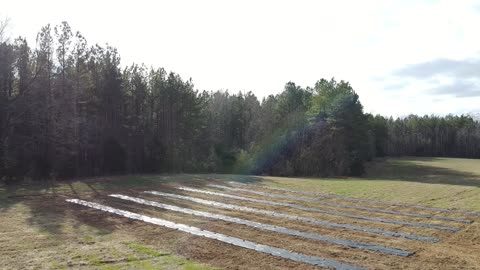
[1,157,479,269]
[250,157,480,211]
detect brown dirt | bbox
[1,181,479,270]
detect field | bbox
[1,157,480,269]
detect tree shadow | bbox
[187,174,265,185]
[361,157,480,187]
[0,174,218,236]
[1,166,478,269]
[0,181,57,212]
[197,159,480,188]
[25,197,68,235]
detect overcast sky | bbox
[2,0,480,117]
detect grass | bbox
[0,157,479,269]
[214,157,480,211]
[0,199,219,269]
[128,243,170,258]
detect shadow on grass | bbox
[0,163,478,269]
[188,174,265,184]
[2,157,477,239]
[360,157,480,187]
[0,174,219,237]
[199,158,480,188]
[0,174,228,270]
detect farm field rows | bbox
[1,157,480,269]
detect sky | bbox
[2,0,480,117]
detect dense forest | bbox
[1,22,480,182]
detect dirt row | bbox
[224,183,480,219]
[62,183,480,270]
[163,187,463,239]
[197,184,473,227]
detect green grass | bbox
[229,157,480,211]
[1,156,479,211]
[0,156,479,269]
[128,243,169,258]
[0,199,218,269]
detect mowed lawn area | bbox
[1,157,479,269]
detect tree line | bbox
[370,114,480,158]
[1,22,479,182]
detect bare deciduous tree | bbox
[0,17,10,43]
